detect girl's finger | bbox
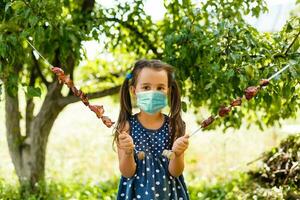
[178,139,187,146]
[119,134,132,141]
[175,145,185,151]
[120,139,133,146]
[121,130,128,135]
[122,145,134,149]
[182,138,189,144]
[178,142,188,149]
[119,132,126,136]
[119,143,134,148]
[123,138,133,143]
[118,134,126,141]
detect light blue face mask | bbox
[136,90,168,115]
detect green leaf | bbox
[7,74,18,97]
[226,69,235,78]
[286,23,293,33]
[181,101,187,112]
[5,2,12,13]
[29,16,39,27]
[11,1,25,10]
[204,80,215,90]
[0,44,5,58]
[26,86,41,98]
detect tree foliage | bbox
[0,0,94,99]
[0,0,299,130]
[162,0,300,130]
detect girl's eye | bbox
[143,86,150,90]
[158,87,165,90]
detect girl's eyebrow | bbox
[157,83,166,87]
[141,83,166,86]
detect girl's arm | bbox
[168,134,189,177]
[117,121,137,178]
[168,153,185,177]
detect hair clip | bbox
[126,72,133,80]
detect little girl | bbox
[114,59,190,200]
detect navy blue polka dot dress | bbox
[117,113,190,200]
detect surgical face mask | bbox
[136,90,167,115]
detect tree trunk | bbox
[5,79,65,195]
[3,1,106,195]
[4,75,120,197]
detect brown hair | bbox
[113,59,185,148]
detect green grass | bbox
[0,177,119,200]
[1,173,298,200]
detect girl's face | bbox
[131,67,169,96]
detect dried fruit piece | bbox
[137,151,145,160]
[101,116,115,128]
[230,97,242,107]
[57,74,66,84]
[244,86,259,100]
[51,67,64,75]
[218,106,231,117]
[79,92,89,106]
[259,79,270,87]
[64,75,74,88]
[89,105,104,118]
[71,86,79,95]
[73,88,83,97]
[201,116,215,128]
[162,149,175,160]
[51,66,115,128]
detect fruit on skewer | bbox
[244,86,260,100]
[259,79,270,87]
[218,106,231,117]
[137,151,145,160]
[201,116,215,128]
[51,67,115,128]
[162,149,175,160]
[230,97,242,107]
[51,66,146,159]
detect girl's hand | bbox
[172,134,189,157]
[118,131,135,155]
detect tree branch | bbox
[82,0,95,13]
[57,85,121,107]
[26,59,36,135]
[105,17,162,58]
[66,53,75,96]
[4,69,23,180]
[284,29,300,55]
[32,52,50,87]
